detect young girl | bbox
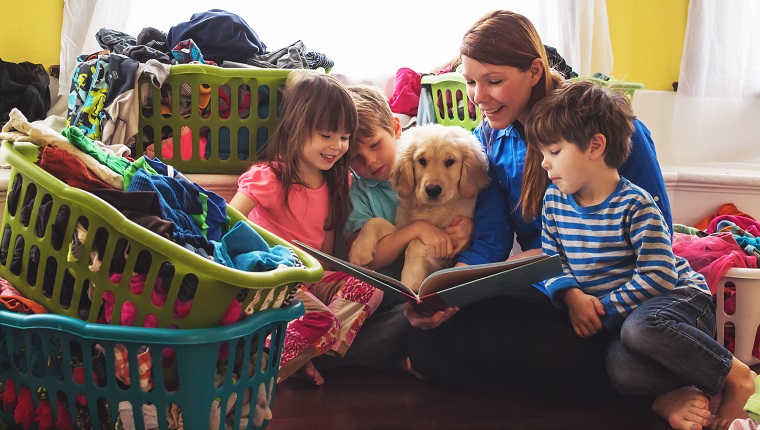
[228,71,383,385]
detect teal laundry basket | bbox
[0,300,303,429]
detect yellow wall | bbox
[607,0,688,91]
[0,0,64,69]
[1,1,687,92]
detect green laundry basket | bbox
[567,75,644,100]
[421,73,482,132]
[0,300,303,429]
[0,140,323,329]
[137,65,292,175]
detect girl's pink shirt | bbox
[237,164,329,250]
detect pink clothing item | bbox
[707,214,760,236]
[673,232,757,294]
[389,67,422,116]
[729,418,760,430]
[160,125,208,161]
[237,164,329,250]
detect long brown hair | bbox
[459,10,564,221]
[259,71,357,231]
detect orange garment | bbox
[693,203,755,231]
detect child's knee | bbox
[338,278,384,309]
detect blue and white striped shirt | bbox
[541,178,708,329]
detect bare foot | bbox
[710,361,756,429]
[652,386,711,430]
[289,360,325,386]
[404,356,427,381]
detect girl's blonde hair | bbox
[259,71,357,231]
[459,10,564,221]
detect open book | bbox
[292,240,562,315]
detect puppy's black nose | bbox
[425,185,442,198]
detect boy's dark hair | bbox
[525,79,635,169]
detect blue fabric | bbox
[213,221,295,271]
[541,178,708,328]
[605,288,731,397]
[167,9,267,64]
[460,118,672,267]
[127,169,214,252]
[143,156,229,241]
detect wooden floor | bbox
[268,367,671,430]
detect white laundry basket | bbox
[716,267,760,366]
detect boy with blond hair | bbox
[344,84,472,271]
[314,84,471,372]
[526,79,756,430]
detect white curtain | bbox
[666,0,760,167]
[59,0,612,96]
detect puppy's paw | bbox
[348,240,375,266]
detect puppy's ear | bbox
[458,136,490,199]
[392,143,416,199]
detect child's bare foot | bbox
[403,356,427,381]
[710,360,756,430]
[289,360,325,386]
[652,386,711,430]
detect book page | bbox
[291,240,418,298]
[418,255,550,296]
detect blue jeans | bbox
[606,287,733,396]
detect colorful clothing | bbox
[239,164,382,377]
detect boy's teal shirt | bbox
[343,170,399,240]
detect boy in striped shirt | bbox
[525,80,755,430]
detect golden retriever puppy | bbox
[348,123,490,292]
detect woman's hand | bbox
[403,302,459,330]
[445,216,474,255]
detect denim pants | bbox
[606,287,733,396]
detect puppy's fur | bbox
[349,123,490,292]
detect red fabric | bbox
[14,386,34,428]
[1,378,17,412]
[37,146,114,191]
[55,398,73,430]
[388,67,422,116]
[694,203,755,231]
[35,399,53,430]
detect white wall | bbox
[634,90,760,225]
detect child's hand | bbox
[414,221,455,259]
[445,216,474,254]
[562,288,605,338]
[403,302,459,330]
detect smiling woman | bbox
[57,0,613,97]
